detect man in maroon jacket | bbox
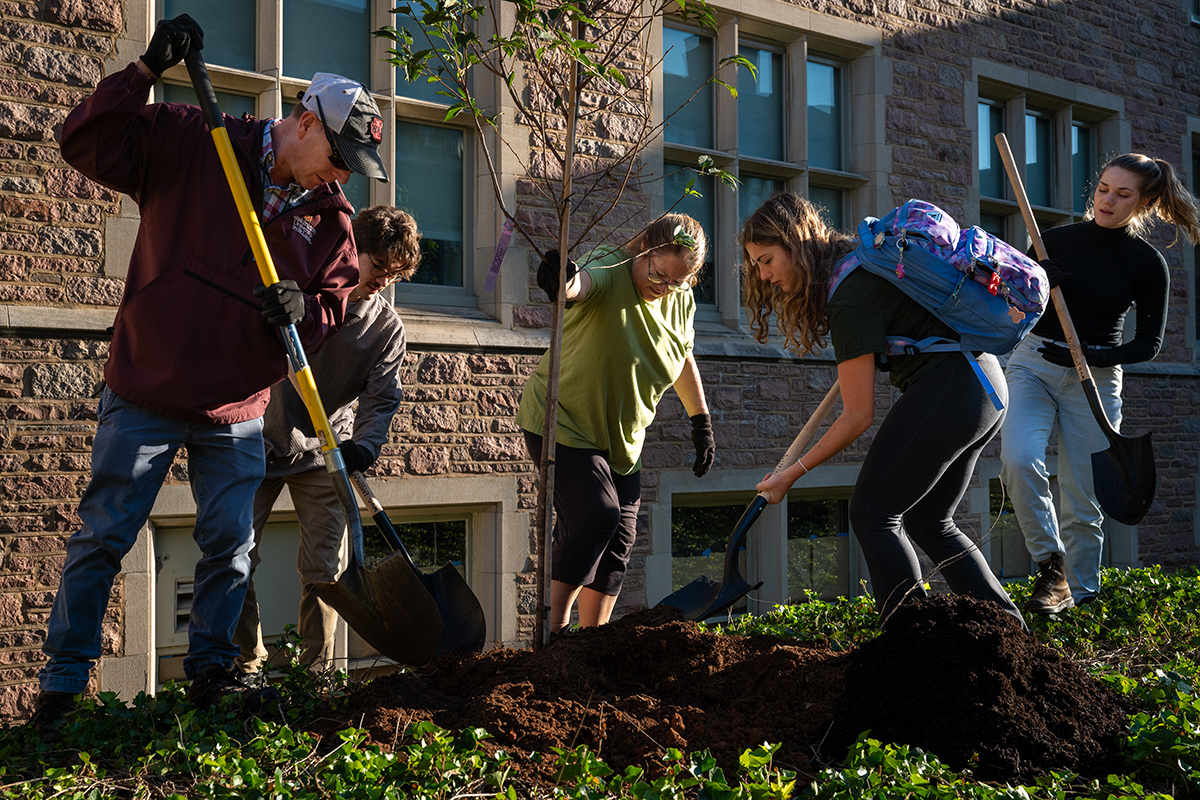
[32,15,388,740]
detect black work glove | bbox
[339,441,375,474]
[253,280,305,327]
[690,413,715,478]
[536,250,579,302]
[1038,257,1073,289]
[141,14,205,77]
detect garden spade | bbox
[348,470,487,655]
[995,133,1156,525]
[658,381,842,620]
[184,50,442,666]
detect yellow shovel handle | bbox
[184,50,339,456]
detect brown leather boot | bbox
[1024,552,1074,614]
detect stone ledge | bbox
[0,305,115,332]
[4,303,1198,376]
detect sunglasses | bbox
[645,256,692,293]
[313,95,351,173]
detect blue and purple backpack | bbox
[828,199,1049,410]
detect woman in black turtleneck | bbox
[1002,153,1200,615]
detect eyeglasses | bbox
[313,95,351,173]
[645,256,692,293]
[367,254,407,279]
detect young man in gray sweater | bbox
[234,206,421,672]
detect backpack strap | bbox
[828,252,861,298]
[882,336,1004,412]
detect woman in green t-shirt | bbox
[518,214,716,633]
[740,193,1022,625]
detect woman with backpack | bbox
[741,192,1024,625]
[1002,154,1200,615]
[517,214,717,633]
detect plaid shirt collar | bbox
[261,119,311,224]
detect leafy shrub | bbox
[6,567,1200,798]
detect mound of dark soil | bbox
[827,594,1132,782]
[306,596,1130,787]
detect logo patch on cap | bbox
[370,117,383,144]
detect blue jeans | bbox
[40,388,265,693]
[1000,335,1122,600]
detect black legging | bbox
[849,353,1024,625]
[522,430,641,595]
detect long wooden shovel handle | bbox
[993,134,1118,437]
[756,380,841,500]
[993,136,1089,379]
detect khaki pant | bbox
[233,469,345,672]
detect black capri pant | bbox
[523,430,641,595]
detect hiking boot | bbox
[1024,553,1074,615]
[29,690,75,745]
[187,664,281,714]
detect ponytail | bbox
[1094,153,1200,245]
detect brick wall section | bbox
[2,0,1200,717]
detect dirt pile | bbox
[828,594,1132,782]
[307,596,1130,787]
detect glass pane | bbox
[1025,113,1052,207]
[807,185,843,232]
[395,121,464,287]
[364,519,467,577]
[738,45,784,162]
[807,61,842,171]
[738,175,783,226]
[1071,124,1093,214]
[978,102,1004,199]
[162,83,256,118]
[393,11,452,104]
[979,212,1006,239]
[663,28,714,149]
[283,0,371,87]
[787,499,849,601]
[163,0,255,72]
[664,163,715,305]
[672,505,749,615]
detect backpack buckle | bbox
[903,344,919,356]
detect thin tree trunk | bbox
[534,18,583,650]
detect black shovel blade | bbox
[657,575,720,620]
[658,495,768,621]
[1092,431,1155,526]
[422,563,487,654]
[312,552,443,667]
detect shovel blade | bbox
[422,564,488,654]
[696,579,762,622]
[1092,431,1156,526]
[657,575,720,620]
[313,551,443,667]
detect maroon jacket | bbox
[59,63,358,424]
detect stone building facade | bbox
[2,0,1200,718]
